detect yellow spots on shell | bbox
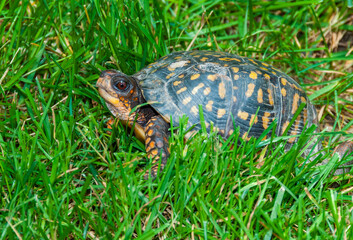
[238,111,249,120]
[200,57,208,62]
[234,75,240,80]
[288,137,296,144]
[147,129,154,136]
[260,67,268,71]
[281,78,287,86]
[166,72,175,79]
[233,86,238,90]
[192,83,205,95]
[293,84,303,92]
[257,89,263,103]
[249,59,258,65]
[178,74,185,78]
[214,126,220,133]
[174,56,182,59]
[250,115,258,126]
[264,74,270,80]
[151,69,158,74]
[228,129,234,136]
[182,97,192,105]
[224,64,229,67]
[233,96,237,102]
[249,71,258,80]
[262,62,269,67]
[203,87,211,96]
[191,73,200,80]
[271,71,277,76]
[282,121,290,135]
[262,112,271,129]
[191,105,199,116]
[268,88,274,105]
[170,60,190,69]
[219,81,226,99]
[207,74,217,81]
[246,83,255,98]
[281,88,287,97]
[217,109,227,118]
[292,93,300,114]
[177,87,187,94]
[232,67,239,73]
[301,96,306,103]
[173,80,182,86]
[146,137,151,144]
[206,101,213,112]
[242,132,251,141]
[219,57,238,61]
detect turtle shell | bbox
[133,50,317,141]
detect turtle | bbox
[96,50,353,179]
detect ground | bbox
[1,0,353,239]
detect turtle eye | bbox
[113,80,129,91]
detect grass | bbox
[1,0,353,238]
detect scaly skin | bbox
[144,115,170,179]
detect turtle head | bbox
[96,70,143,121]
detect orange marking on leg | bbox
[151,149,158,156]
[149,141,156,148]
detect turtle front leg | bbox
[144,115,170,179]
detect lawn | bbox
[1,0,353,239]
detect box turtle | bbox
[96,50,353,179]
